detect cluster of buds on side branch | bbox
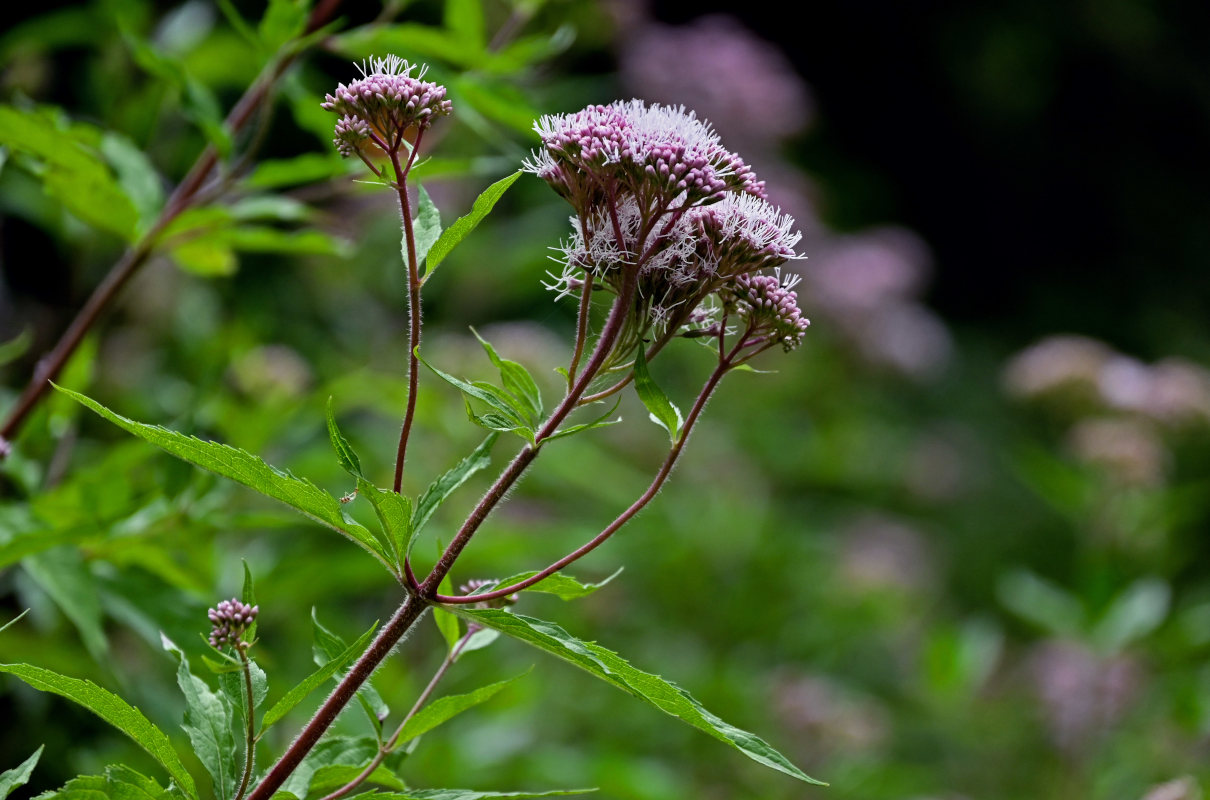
[208,598,258,649]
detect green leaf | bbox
[245,154,352,189]
[258,0,308,52]
[59,386,394,571]
[997,569,1084,637]
[412,434,499,540]
[333,26,484,70]
[0,745,42,800]
[420,352,533,439]
[278,736,375,799]
[311,611,389,730]
[482,568,622,601]
[398,670,527,744]
[0,328,32,367]
[100,132,164,232]
[169,238,239,277]
[21,547,108,662]
[326,397,364,478]
[377,790,594,799]
[221,226,349,256]
[433,572,461,652]
[242,561,259,643]
[444,0,485,49]
[162,636,238,800]
[450,609,824,786]
[632,348,681,445]
[1092,578,1170,652]
[229,195,312,223]
[543,399,622,444]
[308,762,407,794]
[472,329,542,423]
[0,663,198,798]
[36,766,172,800]
[422,171,522,280]
[261,621,378,732]
[413,184,444,268]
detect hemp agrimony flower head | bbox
[207,598,259,648]
[322,55,452,157]
[525,99,765,219]
[723,270,811,352]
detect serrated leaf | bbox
[450,609,823,786]
[398,670,526,744]
[261,621,377,732]
[422,171,522,280]
[632,348,681,445]
[0,664,197,798]
[412,434,498,541]
[59,386,394,571]
[36,766,172,800]
[413,184,443,268]
[472,329,542,422]
[0,745,42,800]
[312,611,389,731]
[483,568,622,601]
[358,481,414,568]
[162,636,237,800]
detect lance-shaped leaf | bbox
[59,386,394,571]
[397,670,528,744]
[413,184,444,268]
[449,609,824,786]
[471,329,542,423]
[412,433,498,542]
[422,171,522,280]
[542,399,622,445]
[0,746,42,800]
[312,611,389,731]
[419,351,533,441]
[260,621,378,732]
[632,348,681,445]
[477,568,623,602]
[0,664,198,798]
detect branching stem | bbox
[233,645,258,800]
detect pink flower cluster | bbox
[207,598,259,648]
[724,271,811,352]
[322,56,452,157]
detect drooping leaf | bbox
[479,568,623,602]
[162,636,238,800]
[0,745,42,800]
[0,664,197,798]
[632,348,681,445]
[472,329,542,423]
[58,386,394,571]
[450,609,824,786]
[422,171,522,280]
[260,620,378,732]
[542,399,622,445]
[397,670,527,744]
[312,611,389,731]
[411,433,498,541]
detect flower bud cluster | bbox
[322,56,452,157]
[207,598,258,648]
[723,271,810,352]
[460,579,519,609]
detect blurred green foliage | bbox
[2,1,1210,800]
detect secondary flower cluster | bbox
[322,55,452,158]
[207,598,259,648]
[530,100,807,356]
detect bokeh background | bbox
[2,0,1210,798]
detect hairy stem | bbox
[245,595,427,800]
[319,632,471,800]
[0,5,343,455]
[566,272,595,389]
[233,646,258,800]
[436,356,733,605]
[391,132,425,493]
